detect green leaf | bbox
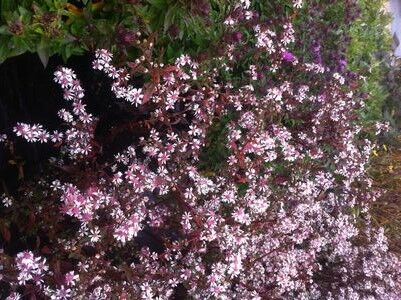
[147,0,167,10]
[18,6,31,19]
[163,5,176,33]
[95,19,112,35]
[0,25,10,35]
[11,36,31,54]
[0,36,11,64]
[37,40,50,68]
[1,0,17,21]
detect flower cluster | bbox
[2,0,400,299]
[13,123,50,143]
[13,67,96,158]
[15,251,48,286]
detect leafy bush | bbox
[347,0,391,125]
[0,0,224,65]
[0,0,89,64]
[0,0,400,299]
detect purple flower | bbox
[232,31,243,42]
[282,51,296,62]
[339,59,347,71]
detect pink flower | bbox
[15,251,48,285]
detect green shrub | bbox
[347,0,391,124]
[0,0,226,65]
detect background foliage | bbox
[0,0,229,65]
[347,0,391,125]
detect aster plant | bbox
[0,0,400,299]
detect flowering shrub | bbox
[1,0,401,299]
